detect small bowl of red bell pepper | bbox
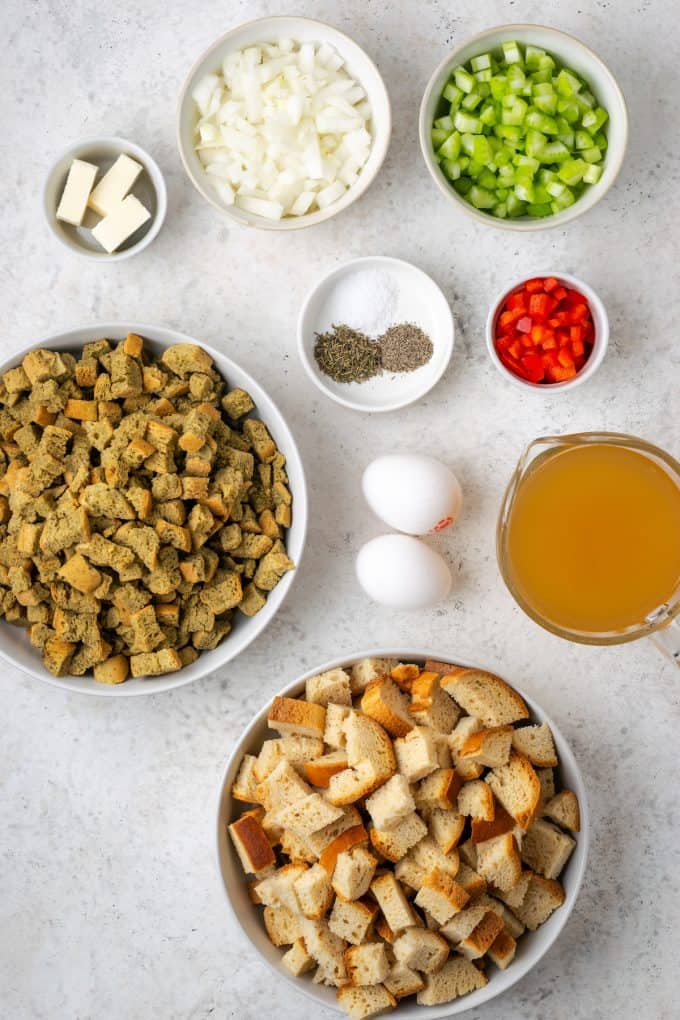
[486,272,608,391]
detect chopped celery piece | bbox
[502,40,523,65]
[556,69,582,97]
[453,177,472,195]
[525,129,547,158]
[471,52,492,72]
[479,103,497,126]
[489,76,508,100]
[442,159,462,180]
[461,133,491,164]
[575,129,594,150]
[514,181,534,203]
[527,203,552,216]
[506,193,527,217]
[582,106,609,132]
[538,141,570,163]
[443,82,463,106]
[454,66,476,94]
[478,168,497,190]
[533,91,558,114]
[454,110,483,134]
[558,158,587,185]
[438,131,462,160]
[433,39,609,219]
[462,91,483,110]
[582,163,602,184]
[469,185,496,208]
[507,66,527,92]
[526,109,558,134]
[524,45,546,69]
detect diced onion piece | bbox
[316,180,346,208]
[290,191,316,215]
[235,195,284,219]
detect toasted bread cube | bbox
[361,675,414,738]
[511,722,558,767]
[231,754,261,804]
[485,752,541,831]
[332,846,378,901]
[384,961,424,1000]
[350,656,399,695]
[370,812,428,864]
[543,789,581,832]
[335,984,396,1019]
[459,725,513,768]
[365,774,415,832]
[440,668,529,727]
[439,903,488,945]
[488,928,517,969]
[254,759,311,811]
[393,927,449,974]
[304,750,349,788]
[274,793,344,839]
[512,873,565,930]
[394,727,440,782]
[228,814,275,876]
[282,938,315,977]
[325,703,352,748]
[416,957,487,1005]
[319,824,369,875]
[268,695,326,740]
[345,943,390,987]
[409,673,460,734]
[329,896,378,946]
[370,873,419,935]
[305,667,352,706]
[458,909,504,960]
[263,904,300,947]
[458,780,495,821]
[475,833,522,892]
[255,863,308,912]
[414,868,469,925]
[427,808,465,855]
[294,863,334,919]
[414,768,461,813]
[93,654,129,685]
[521,817,576,879]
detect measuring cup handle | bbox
[649,616,680,667]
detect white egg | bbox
[356,534,452,609]
[362,454,463,535]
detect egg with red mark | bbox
[362,454,463,535]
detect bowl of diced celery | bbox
[419,24,628,229]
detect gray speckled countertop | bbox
[2,1,679,1018]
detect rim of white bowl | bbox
[216,647,590,1017]
[43,136,168,261]
[485,271,609,392]
[176,16,392,231]
[297,255,454,412]
[419,23,629,231]
[0,321,308,695]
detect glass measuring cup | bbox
[497,432,680,665]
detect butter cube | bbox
[88,153,143,216]
[56,158,98,226]
[91,195,151,254]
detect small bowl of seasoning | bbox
[297,255,454,412]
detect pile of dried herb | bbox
[313,321,434,385]
[313,325,382,383]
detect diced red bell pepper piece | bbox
[498,308,523,329]
[542,276,559,292]
[570,324,584,343]
[495,334,513,351]
[551,364,577,381]
[524,278,544,293]
[571,339,585,357]
[501,354,529,379]
[508,340,523,359]
[530,324,546,343]
[571,303,589,321]
[528,293,553,319]
[516,316,532,333]
[553,286,568,302]
[521,353,545,382]
[506,291,527,311]
[558,348,575,368]
[541,334,557,350]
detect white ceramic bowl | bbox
[486,272,609,392]
[177,16,391,230]
[419,24,628,231]
[0,323,307,696]
[217,649,589,1016]
[297,256,454,412]
[43,137,167,261]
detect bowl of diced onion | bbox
[419,24,628,230]
[177,17,391,229]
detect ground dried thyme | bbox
[378,323,434,373]
[313,324,382,383]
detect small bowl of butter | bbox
[44,137,167,261]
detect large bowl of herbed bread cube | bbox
[0,323,306,694]
[218,652,588,1018]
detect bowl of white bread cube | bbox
[217,650,588,1018]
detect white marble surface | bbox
[2,1,679,1018]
